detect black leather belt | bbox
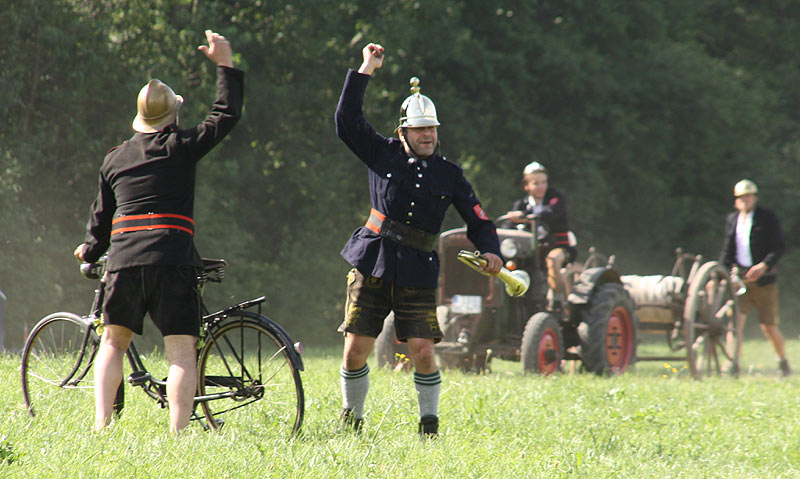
[365,208,437,252]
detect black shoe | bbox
[779,359,791,377]
[340,408,363,433]
[727,361,740,377]
[418,415,438,438]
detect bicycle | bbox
[20,257,305,434]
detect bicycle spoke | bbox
[197,313,303,434]
[21,314,97,418]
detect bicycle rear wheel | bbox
[21,313,98,418]
[197,312,304,434]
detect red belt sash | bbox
[111,213,194,236]
[554,232,570,246]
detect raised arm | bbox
[334,43,390,167]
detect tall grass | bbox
[0,338,798,478]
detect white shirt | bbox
[527,195,544,215]
[735,211,754,267]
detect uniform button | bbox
[407,212,413,217]
[386,173,392,178]
[416,183,420,188]
[406,220,411,224]
[441,195,446,199]
[410,202,416,206]
[418,173,423,178]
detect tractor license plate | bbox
[451,295,482,314]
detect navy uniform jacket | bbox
[510,188,571,249]
[719,205,784,286]
[82,66,244,272]
[335,69,501,288]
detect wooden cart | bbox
[619,249,741,379]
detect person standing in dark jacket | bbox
[74,30,244,431]
[719,179,790,377]
[335,43,503,436]
[506,161,576,307]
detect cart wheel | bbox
[374,313,411,370]
[521,312,563,375]
[683,261,740,379]
[578,283,638,375]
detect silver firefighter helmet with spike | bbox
[398,77,440,128]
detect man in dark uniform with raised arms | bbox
[334,42,503,437]
[74,30,244,432]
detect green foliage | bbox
[0,436,20,465]
[2,0,800,350]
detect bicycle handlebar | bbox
[79,256,227,283]
[80,256,107,280]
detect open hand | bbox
[744,262,768,282]
[73,243,87,262]
[198,29,233,67]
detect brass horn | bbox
[457,250,530,297]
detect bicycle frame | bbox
[43,258,304,423]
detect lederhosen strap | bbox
[111,213,194,236]
[365,208,436,252]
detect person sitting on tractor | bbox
[506,161,576,308]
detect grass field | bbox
[1,338,798,478]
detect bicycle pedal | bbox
[127,370,152,386]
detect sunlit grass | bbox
[0,339,798,478]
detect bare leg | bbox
[724,311,747,371]
[407,337,437,374]
[164,334,198,433]
[342,333,375,370]
[546,248,567,297]
[761,324,787,359]
[94,325,133,431]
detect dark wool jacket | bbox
[335,69,501,288]
[82,66,244,272]
[719,205,784,286]
[510,188,571,249]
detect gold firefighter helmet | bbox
[132,79,183,133]
[398,77,440,129]
[523,161,548,176]
[734,179,758,197]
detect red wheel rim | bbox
[606,306,633,372]
[538,328,561,375]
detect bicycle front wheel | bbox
[198,312,304,434]
[21,313,98,418]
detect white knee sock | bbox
[414,370,441,418]
[340,364,369,418]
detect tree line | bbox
[2,0,799,350]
